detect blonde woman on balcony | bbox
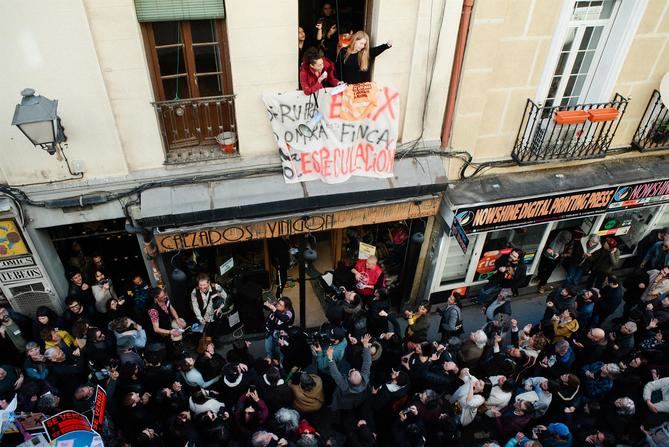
[335,31,391,84]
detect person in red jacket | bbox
[351,255,385,299]
[299,47,341,95]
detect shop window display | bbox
[597,207,661,255]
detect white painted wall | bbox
[0,0,129,185]
[0,0,459,185]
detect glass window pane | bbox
[162,76,190,100]
[564,75,577,97]
[157,47,187,76]
[196,74,223,96]
[573,74,587,97]
[580,51,595,73]
[152,22,181,46]
[191,20,217,43]
[598,207,660,255]
[475,225,547,281]
[440,234,478,285]
[562,28,577,52]
[572,52,585,74]
[599,0,615,19]
[555,53,569,77]
[580,27,593,51]
[547,76,562,101]
[194,45,221,73]
[588,27,603,50]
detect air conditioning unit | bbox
[6,282,62,317]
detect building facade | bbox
[430,0,669,299]
[0,0,464,322]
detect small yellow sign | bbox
[358,242,377,260]
[0,220,29,258]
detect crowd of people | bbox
[1,225,669,446]
[298,2,392,94]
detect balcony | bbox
[632,90,669,153]
[512,94,628,164]
[152,95,237,164]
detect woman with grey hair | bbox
[272,407,300,439]
[458,330,488,368]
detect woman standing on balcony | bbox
[335,31,391,84]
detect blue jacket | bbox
[644,241,669,270]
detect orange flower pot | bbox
[588,108,619,122]
[554,110,589,125]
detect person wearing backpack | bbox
[439,294,463,343]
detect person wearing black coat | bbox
[257,367,293,413]
[594,276,624,325]
[366,289,390,337]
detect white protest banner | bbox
[263,82,400,184]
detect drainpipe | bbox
[441,0,474,148]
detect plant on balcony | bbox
[651,119,669,144]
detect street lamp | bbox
[11,88,67,155]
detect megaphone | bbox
[297,111,324,138]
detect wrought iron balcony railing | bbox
[632,89,669,153]
[512,94,628,164]
[152,95,237,163]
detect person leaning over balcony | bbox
[335,31,391,84]
[299,47,341,95]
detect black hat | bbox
[329,327,347,341]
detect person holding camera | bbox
[328,334,373,428]
[92,269,118,314]
[264,297,295,363]
[404,300,431,342]
[313,326,348,375]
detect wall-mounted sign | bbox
[454,177,669,234]
[0,255,35,270]
[456,188,616,234]
[608,178,669,209]
[0,219,29,258]
[0,266,43,284]
[155,198,440,252]
[450,217,469,254]
[263,82,400,184]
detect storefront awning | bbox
[447,154,669,208]
[137,155,448,228]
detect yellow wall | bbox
[448,0,669,179]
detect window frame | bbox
[141,19,234,101]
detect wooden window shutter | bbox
[134,0,225,22]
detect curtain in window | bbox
[134,0,225,22]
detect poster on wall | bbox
[0,220,29,258]
[263,82,400,184]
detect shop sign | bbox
[263,82,399,184]
[608,178,669,209]
[456,188,616,234]
[155,198,439,252]
[0,255,35,270]
[450,217,469,254]
[454,177,669,235]
[0,219,30,258]
[0,266,43,284]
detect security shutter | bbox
[134,0,225,22]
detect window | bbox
[141,19,237,155]
[144,20,232,100]
[543,0,619,109]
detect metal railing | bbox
[512,93,628,164]
[632,90,669,152]
[152,95,237,153]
